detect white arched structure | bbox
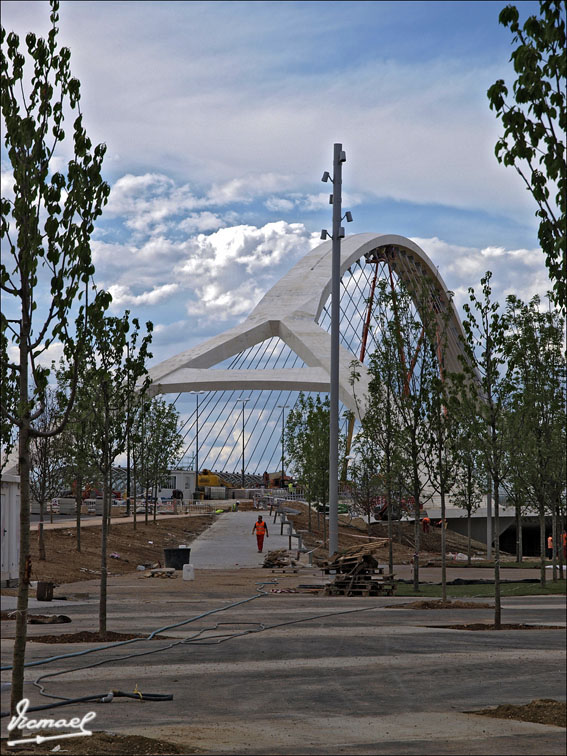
[148,233,468,417]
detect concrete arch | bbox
[147,233,467,416]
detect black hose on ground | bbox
[0,689,173,717]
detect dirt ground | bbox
[471,699,566,728]
[285,503,490,565]
[0,505,510,596]
[3,515,214,590]
[2,701,564,755]
[0,732,191,755]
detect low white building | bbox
[158,469,197,500]
[1,451,20,587]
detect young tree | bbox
[285,393,330,539]
[55,346,99,552]
[460,272,511,628]
[426,369,463,603]
[504,294,566,584]
[83,307,152,636]
[450,414,485,566]
[487,1,566,308]
[134,396,184,522]
[362,279,438,591]
[348,448,381,530]
[350,335,404,576]
[1,1,110,711]
[29,388,64,560]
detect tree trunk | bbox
[466,508,472,566]
[75,472,82,552]
[441,488,447,603]
[413,497,420,592]
[557,513,564,580]
[107,467,112,535]
[552,502,557,582]
[387,487,393,577]
[133,454,137,531]
[11,419,31,714]
[99,438,109,636]
[38,497,46,561]
[539,501,546,587]
[515,501,522,564]
[493,479,501,629]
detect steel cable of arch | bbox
[205,337,283,472]
[177,349,245,463]
[259,386,301,474]
[197,338,276,470]
[210,337,285,472]
[251,386,298,475]
[246,342,305,472]
[228,344,302,474]
[253,335,309,474]
[221,335,305,474]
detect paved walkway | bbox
[188,510,296,568]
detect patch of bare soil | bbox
[286,503,500,565]
[1,732,194,755]
[287,504,429,564]
[391,600,494,609]
[439,623,562,630]
[25,631,174,643]
[2,515,214,588]
[470,699,567,728]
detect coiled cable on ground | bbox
[2,581,383,716]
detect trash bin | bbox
[36,582,54,601]
[163,548,191,570]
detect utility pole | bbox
[236,398,249,488]
[321,143,352,557]
[278,404,289,488]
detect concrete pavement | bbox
[188,510,297,568]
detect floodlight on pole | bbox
[236,398,249,488]
[277,404,290,488]
[320,143,353,557]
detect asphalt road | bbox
[1,512,565,755]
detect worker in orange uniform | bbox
[547,535,553,559]
[563,531,567,560]
[422,515,431,534]
[252,515,269,553]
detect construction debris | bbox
[28,614,72,624]
[141,567,177,579]
[322,543,395,597]
[262,549,298,569]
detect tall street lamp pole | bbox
[236,398,249,488]
[321,143,353,557]
[278,404,289,488]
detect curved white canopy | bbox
[147,233,467,417]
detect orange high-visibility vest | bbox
[255,521,266,535]
[547,536,553,549]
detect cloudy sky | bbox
[1,1,554,467]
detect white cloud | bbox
[1,171,15,202]
[265,197,295,212]
[411,236,551,313]
[175,220,318,320]
[108,282,180,307]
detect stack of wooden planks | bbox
[322,541,395,597]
